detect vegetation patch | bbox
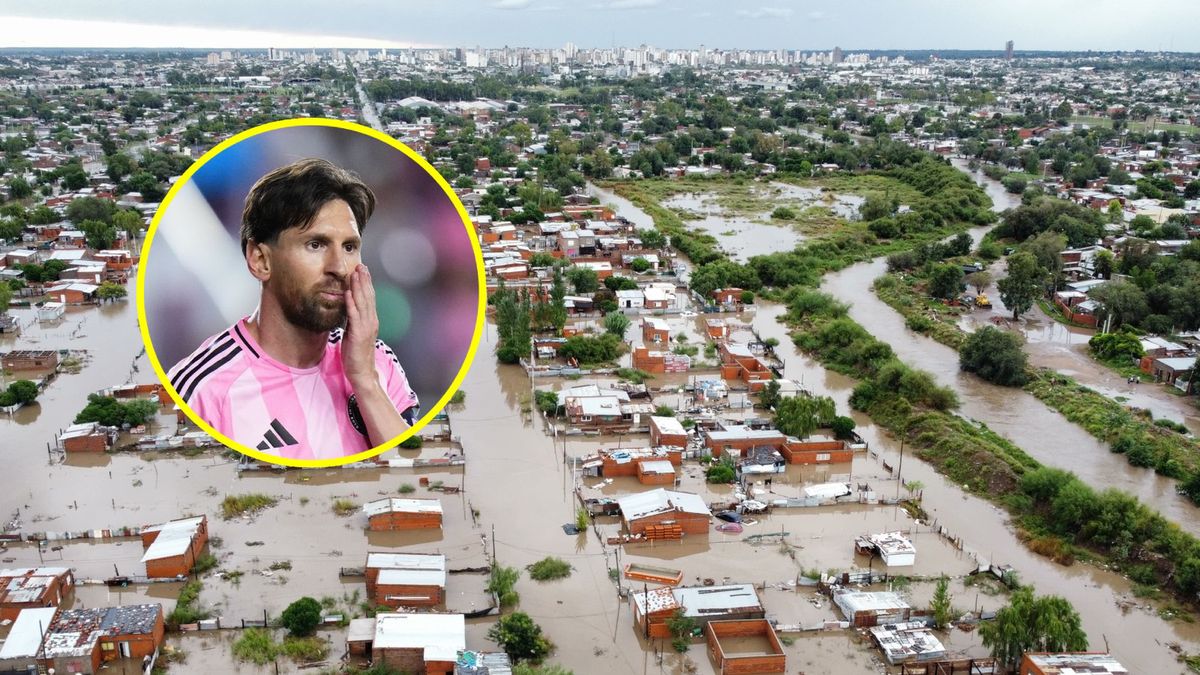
[526,556,573,581]
[220,493,278,519]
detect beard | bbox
[279,284,347,333]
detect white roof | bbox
[650,415,686,436]
[643,286,674,302]
[617,488,710,521]
[59,422,101,440]
[141,516,205,562]
[366,552,445,571]
[373,613,465,662]
[347,617,376,643]
[48,249,86,261]
[869,532,916,557]
[803,483,852,499]
[1142,336,1187,352]
[574,396,623,416]
[377,569,446,587]
[706,425,783,442]
[0,607,57,659]
[674,584,761,618]
[1156,356,1196,371]
[615,289,644,299]
[834,590,910,615]
[362,498,443,517]
[639,460,675,475]
[644,317,669,331]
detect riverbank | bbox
[872,267,1200,490]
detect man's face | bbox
[262,199,363,333]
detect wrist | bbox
[348,369,382,396]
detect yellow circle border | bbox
[136,117,486,468]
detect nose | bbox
[326,248,358,281]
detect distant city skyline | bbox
[0,1,1198,52]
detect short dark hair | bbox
[240,158,376,255]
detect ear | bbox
[246,240,271,282]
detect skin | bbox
[243,198,409,447]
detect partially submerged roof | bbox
[649,415,686,436]
[617,488,710,521]
[374,613,465,662]
[834,590,910,615]
[1023,652,1129,674]
[141,516,205,563]
[0,607,56,659]
[362,498,443,517]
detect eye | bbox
[344,243,359,253]
[307,240,323,251]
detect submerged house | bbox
[365,552,447,609]
[631,584,764,638]
[616,488,710,538]
[140,515,209,578]
[0,567,74,621]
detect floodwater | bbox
[596,177,1200,673]
[0,175,1194,675]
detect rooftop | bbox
[373,613,466,662]
[363,498,444,517]
[0,607,57,660]
[1024,652,1129,674]
[42,604,161,658]
[140,515,205,563]
[617,488,710,521]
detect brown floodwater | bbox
[0,173,1194,675]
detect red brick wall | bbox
[628,511,709,536]
[373,583,443,608]
[64,434,108,453]
[780,440,853,464]
[368,512,443,531]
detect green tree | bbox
[487,565,520,608]
[566,266,599,294]
[113,209,143,237]
[79,219,118,250]
[637,228,666,249]
[1093,249,1114,279]
[105,152,136,182]
[979,587,1087,670]
[859,192,896,221]
[74,394,158,427]
[997,251,1044,320]
[830,415,856,440]
[6,380,39,405]
[603,311,630,338]
[495,287,532,364]
[279,596,322,637]
[665,609,698,653]
[96,281,127,302]
[960,326,1028,386]
[705,459,736,484]
[66,196,117,225]
[966,270,992,294]
[7,177,32,200]
[927,264,965,300]
[930,575,954,629]
[548,268,567,333]
[1106,200,1124,224]
[774,395,835,439]
[629,257,651,273]
[488,612,552,663]
[1090,281,1148,329]
[0,280,11,312]
[758,379,781,410]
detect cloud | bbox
[491,0,535,8]
[807,10,827,20]
[594,0,662,9]
[736,6,794,19]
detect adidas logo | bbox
[256,419,298,450]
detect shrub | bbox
[331,498,356,516]
[220,493,278,519]
[488,612,552,662]
[705,460,736,484]
[280,597,323,637]
[960,326,1029,387]
[526,557,572,581]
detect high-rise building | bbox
[1005,40,1014,61]
[832,46,844,64]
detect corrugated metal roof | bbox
[373,613,465,657]
[617,488,710,521]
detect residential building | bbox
[348,613,466,675]
[365,552,446,609]
[140,515,209,578]
[364,498,444,531]
[0,567,74,621]
[631,584,764,638]
[1018,653,1129,675]
[616,488,710,537]
[705,619,786,674]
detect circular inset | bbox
[138,119,484,467]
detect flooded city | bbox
[3,30,1200,675]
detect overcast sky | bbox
[0,1,1197,52]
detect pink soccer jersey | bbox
[167,318,419,460]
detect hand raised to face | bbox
[341,263,380,387]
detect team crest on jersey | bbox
[347,394,368,437]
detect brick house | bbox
[140,515,208,578]
[703,425,786,458]
[642,317,670,345]
[616,488,710,538]
[2,349,59,371]
[648,415,689,448]
[365,552,446,609]
[631,584,764,639]
[38,604,165,675]
[718,343,773,392]
[780,437,854,465]
[363,498,444,531]
[706,620,786,675]
[0,567,74,621]
[357,613,465,675]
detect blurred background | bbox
[143,124,482,413]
